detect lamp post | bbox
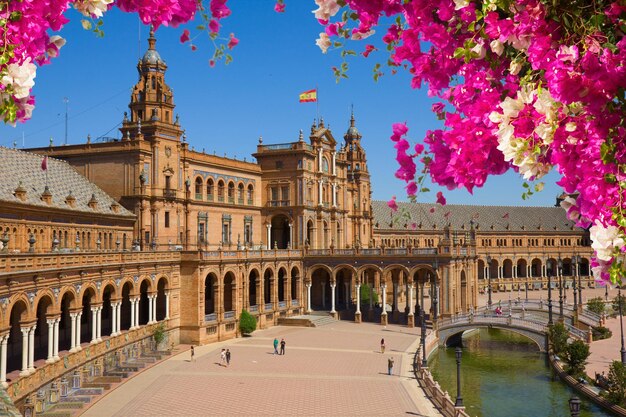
[525,272,529,301]
[617,286,626,365]
[420,310,427,367]
[432,260,439,321]
[547,259,554,326]
[574,255,583,306]
[454,347,463,407]
[558,258,564,319]
[573,274,578,312]
[568,396,581,417]
[486,255,492,310]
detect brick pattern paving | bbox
[83,321,440,417]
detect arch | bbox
[227,181,235,202]
[310,267,331,310]
[80,287,96,344]
[217,179,225,201]
[356,264,383,278]
[33,295,53,363]
[531,258,542,278]
[306,219,314,246]
[205,272,217,316]
[439,325,544,351]
[194,177,203,197]
[156,277,168,321]
[460,270,468,311]
[223,271,235,312]
[237,182,245,203]
[248,269,259,308]
[477,259,485,280]
[247,184,254,203]
[206,178,214,200]
[277,267,287,303]
[7,299,29,374]
[58,292,75,352]
[516,258,528,278]
[102,284,115,337]
[290,266,300,303]
[334,267,354,310]
[270,214,290,249]
[138,280,150,326]
[502,259,513,279]
[263,268,274,306]
[120,282,133,331]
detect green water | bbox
[429,329,614,417]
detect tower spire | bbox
[148,26,156,50]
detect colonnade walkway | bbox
[83,321,441,416]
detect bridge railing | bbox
[477,300,600,327]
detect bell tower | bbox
[120,27,182,141]
[344,111,373,246]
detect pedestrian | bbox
[388,356,394,375]
[380,338,385,354]
[273,337,279,355]
[280,338,286,355]
[226,349,231,366]
[190,345,195,362]
[220,348,226,366]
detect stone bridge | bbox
[437,313,588,352]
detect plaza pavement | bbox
[82,321,442,417]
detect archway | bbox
[223,272,235,313]
[34,296,53,362]
[7,300,28,374]
[139,280,150,326]
[156,278,167,321]
[335,268,353,310]
[290,267,300,304]
[270,215,290,249]
[306,220,313,247]
[205,273,217,316]
[120,282,132,331]
[58,293,74,352]
[80,289,95,344]
[248,270,259,309]
[263,269,273,307]
[102,285,114,337]
[310,268,331,310]
[278,268,286,303]
[460,270,468,311]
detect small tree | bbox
[239,309,256,336]
[606,360,626,406]
[587,297,606,316]
[153,323,166,349]
[564,340,590,378]
[360,284,379,307]
[548,322,569,356]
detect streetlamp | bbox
[547,259,554,325]
[525,270,529,302]
[454,347,463,407]
[568,396,581,417]
[432,260,439,321]
[573,273,578,312]
[574,255,583,306]
[558,258,564,319]
[486,255,492,310]
[420,310,427,367]
[617,286,626,365]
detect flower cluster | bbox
[313,0,626,285]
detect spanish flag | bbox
[299,89,317,103]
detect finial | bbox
[350,105,355,127]
[125,130,130,141]
[175,114,180,125]
[123,111,128,122]
[87,134,91,144]
[258,135,263,144]
[148,25,156,50]
[137,118,142,135]
[49,137,53,147]
[182,132,187,142]
[311,118,317,133]
[13,141,16,148]
[299,129,304,142]
[319,117,324,127]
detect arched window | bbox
[227,182,235,203]
[195,178,203,198]
[322,157,329,173]
[238,183,245,203]
[247,184,254,204]
[217,180,225,202]
[207,178,214,201]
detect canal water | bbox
[428,328,614,417]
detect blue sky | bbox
[0,0,562,207]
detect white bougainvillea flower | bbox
[47,35,66,58]
[590,220,625,262]
[316,32,331,53]
[73,0,114,18]
[312,0,340,21]
[1,58,36,99]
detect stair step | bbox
[72,388,104,396]
[93,376,123,383]
[38,411,72,417]
[60,396,92,404]
[48,401,85,410]
[82,382,112,390]
[104,370,130,378]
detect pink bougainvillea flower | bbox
[387,196,398,212]
[209,19,220,33]
[406,181,417,196]
[436,191,447,206]
[362,44,377,58]
[390,122,408,142]
[274,1,285,13]
[180,29,190,43]
[210,0,231,19]
[227,33,239,49]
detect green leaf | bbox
[453,47,465,59]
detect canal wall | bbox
[550,354,626,417]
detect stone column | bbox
[380,283,388,325]
[266,224,271,249]
[75,312,82,350]
[332,183,337,207]
[288,223,293,248]
[407,284,415,328]
[69,313,77,352]
[53,318,60,361]
[116,302,122,333]
[46,319,55,363]
[355,284,362,323]
[91,307,98,344]
[0,335,8,387]
[148,295,154,324]
[111,303,117,336]
[165,291,171,320]
[96,307,102,342]
[318,180,323,206]
[19,327,29,376]
[392,282,398,312]
[330,282,336,315]
[331,151,336,175]
[28,325,36,373]
[306,283,312,313]
[135,298,141,327]
[318,147,323,171]
[130,299,136,329]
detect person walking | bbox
[190,345,195,362]
[226,349,231,366]
[380,338,385,354]
[220,348,226,366]
[280,338,286,355]
[388,356,394,376]
[273,337,279,355]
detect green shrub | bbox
[587,297,606,316]
[360,284,379,306]
[153,323,166,345]
[606,361,626,406]
[548,322,569,355]
[239,309,257,335]
[613,294,626,314]
[592,326,613,341]
[564,340,590,378]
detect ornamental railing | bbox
[204,313,217,322]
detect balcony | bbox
[224,311,235,320]
[269,200,290,207]
[238,198,244,205]
[264,302,273,311]
[204,313,217,322]
[278,301,287,309]
[163,188,177,199]
[249,305,259,313]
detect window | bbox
[165,176,171,190]
[164,211,170,228]
[322,157,329,173]
[247,184,254,203]
[195,178,203,197]
[276,161,283,169]
[207,178,214,200]
[271,187,279,201]
[281,186,289,203]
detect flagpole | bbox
[316,84,319,123]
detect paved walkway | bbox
[83,321,441,417]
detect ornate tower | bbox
[344,111,373,246]
[120,27,182,141]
